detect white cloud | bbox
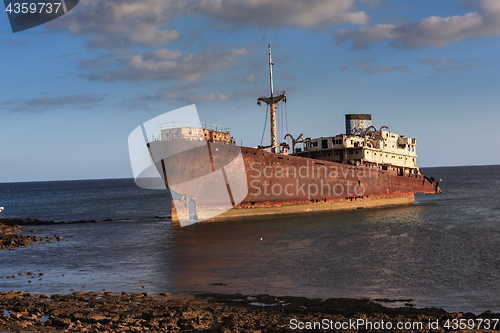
[335,0,500,49]
[119,82,295,109]
[189,0,369,28]
[243,69,258,83]
[282,74,298,80]
[2,94,106,113]
[46,0,370,49]
[1,38,28,46]
[417,58,455,66]
[234,86,296,99]
[79,57,111,70]
[79,50,133,70]
[353,58,411,74]
[415,58,481,72]
[434,63,480,72]
[84,47,249,82]
[46,0,180,47]
[154,83,230,104]
[337,64,349,71]
[120,82,230,107]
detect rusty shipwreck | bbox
[147,45,441,224]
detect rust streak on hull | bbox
[162,145,437,222]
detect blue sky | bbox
[1,0,500,182]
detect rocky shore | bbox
[1,219,499,332]
[0,222,62,251]
[1,290,498,332]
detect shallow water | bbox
[1,165,499,314]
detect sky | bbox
[1,0,500,182]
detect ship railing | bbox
[159,121,230,133]
[150,136,237,146]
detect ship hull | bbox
[148,141,438,222]
[207,193,416,221]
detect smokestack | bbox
[345,114,372,135]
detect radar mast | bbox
[257,44,286,153]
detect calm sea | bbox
[1,165,499,314]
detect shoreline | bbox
[2,220,500,331]
[0,217,118,226]
[1,290,498,332]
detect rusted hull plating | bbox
[238,146,437,207]
[151,141,439,221]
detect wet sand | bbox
[1,221,499,332]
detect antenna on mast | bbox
[257,44,286,153]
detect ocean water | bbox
[0,165,499,314]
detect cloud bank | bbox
[47,0,369,49]
[83,47,249,82]
[335,0,500,49]
[47,0,180,47]
[188,0,369,28]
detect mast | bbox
[257,44,286,153]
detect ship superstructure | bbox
[157,121,234,145]
[295,114,419,176]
